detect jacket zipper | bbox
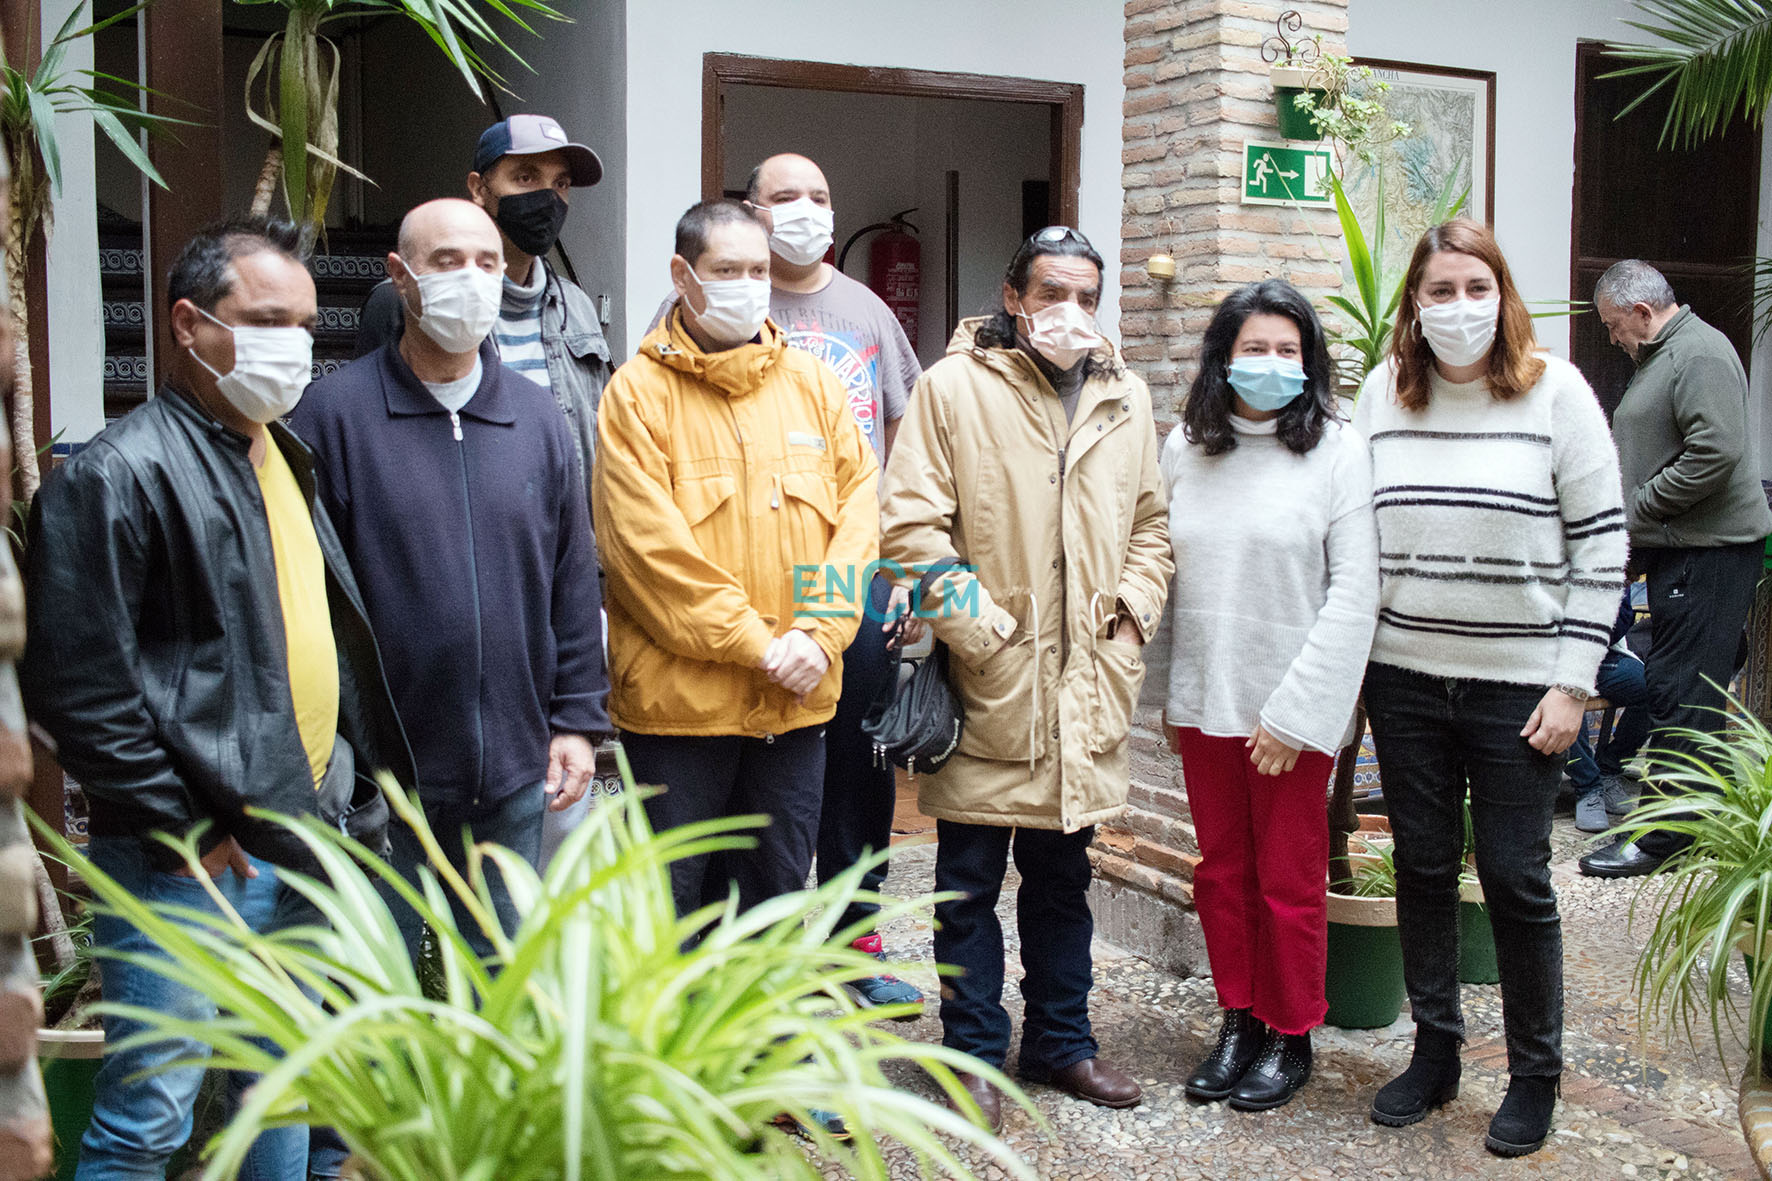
[452,410,487,803]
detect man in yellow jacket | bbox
[594,200,879,917]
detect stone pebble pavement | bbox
[840,817,1759,1180]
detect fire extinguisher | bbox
[838,208,921,351]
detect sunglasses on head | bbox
[1028,225,1092,250]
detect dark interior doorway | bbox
[701,54,1082,367]
[1569,40,1762,414]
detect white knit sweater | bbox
[1350,357,1628,691]
[1160,415,1380,754]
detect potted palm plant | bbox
[29,754,1037,1181]
[1618,701,1772,1173]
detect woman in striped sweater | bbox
[1350,220,1627,1158]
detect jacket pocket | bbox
[673,474,740,572]
[779,470,839,567]
[952,636,1040,762]
[1089,639,1147,754]
[316,736,391,858]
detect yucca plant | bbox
[1620,696,1772,1081]
[242,0,569,251]
[29,757,1036,1180]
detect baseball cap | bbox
[474,114,603,187]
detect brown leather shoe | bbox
[946,1071,1004,1134]
[1044,1057,1143,1108]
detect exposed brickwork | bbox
[1093,0,1348,961]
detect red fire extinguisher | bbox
[838,209,921,351]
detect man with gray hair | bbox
[1580,260,1772,877]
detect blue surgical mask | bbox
[1227,355,1307,412]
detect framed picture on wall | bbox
[1344,58,1496,268]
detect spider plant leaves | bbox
[28,775,1038,1180]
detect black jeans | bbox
[1638,541,1763,858]
[623,725,826,916]
[817,575,897,930]
[1363,662,1563,1078]
[933,819,1098,1074]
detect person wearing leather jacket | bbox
[21,217,413,1180]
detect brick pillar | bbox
[1091,0,1348,975]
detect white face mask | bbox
[684,268,772,347]
[1417,296,1500,369]
[1015,299,1102,371]
[189,306,313,423]
[767,197,835,267]
[398,257,502,353]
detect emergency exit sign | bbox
[1241,141,1333,207]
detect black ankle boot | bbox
[1228,1028,1312,1111]
[1370,1028,1462,1127]
[1185,1008,1265,1101]
[1485,1074,1558,1157]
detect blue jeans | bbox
[78,837,308,1181]
[932,820,1099,1075]
[1565,650,1649,793]
[1363,663,1564,1078]
[817,575,898,930]
[383,782,546,962]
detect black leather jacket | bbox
[22,386,415,870]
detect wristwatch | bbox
[1551,682,1593,702]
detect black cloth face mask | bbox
[495,188,569,258]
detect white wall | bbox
[44,0,105,446]
[621,0,1125,359]
[496,0,627,353]
[722,86,1051,367]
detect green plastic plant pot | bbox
[1458,900,1500,985]
[37,1029,105,1181]
[1325,892,1406,1029]
[1273,87,1326,140]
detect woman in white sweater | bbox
[1351,220,1626,1158]
[1161,279,1379,1112]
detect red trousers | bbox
[1176,727,1333,1035]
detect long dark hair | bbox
[974,226,1119,377]
[1183,279,1338,456]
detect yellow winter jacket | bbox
[594,312,879,736]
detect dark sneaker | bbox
[1574,790,1611,833]
[842,933,924,1019]
[1599,774,1639,818]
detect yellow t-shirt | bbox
[255,439,339,786]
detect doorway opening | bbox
[702,54,1083,368]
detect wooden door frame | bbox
[700,53,1084,228]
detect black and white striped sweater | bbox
[1350,357,1628,693]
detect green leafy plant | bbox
[1345,842,1399,899]
[1619,695,1772,1080]
[1605,0,1772,148]
[30,759,1036,1180]
[243,0,569,249]
[35,908,95,1028]
[1291,54,1412,172]
[1,1,184,497]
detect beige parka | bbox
[879,319,1172,832]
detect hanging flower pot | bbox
[1272,64,1327,141]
